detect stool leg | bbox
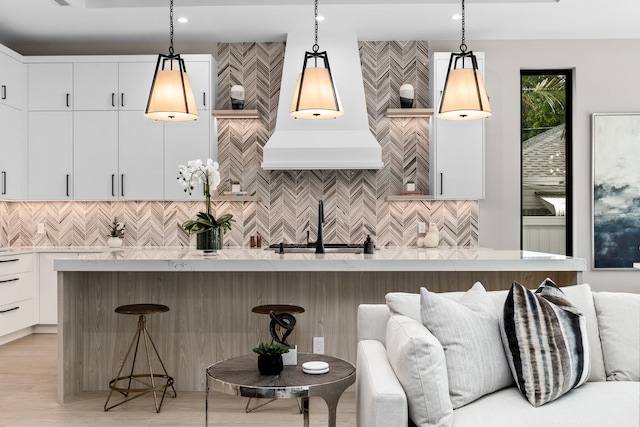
[142,325,177,401]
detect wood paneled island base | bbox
[57,266,580,403]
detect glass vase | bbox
[197,228,223,252]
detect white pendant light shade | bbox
[145,55,198,121]
[290,65,343,119]
[438,58,491,120]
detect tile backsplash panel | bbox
[3,41,478,249]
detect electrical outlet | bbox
[37,223,45,234]
[418,222,426,234]
[313,336,324,354]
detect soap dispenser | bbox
[364,235,375,254]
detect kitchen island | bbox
[55,247,585,402]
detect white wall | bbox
[431,39,640,293]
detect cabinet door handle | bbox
[0,277,19,284]
[0,306,19,314]
[66,93,70,108]
[440,173,443,196]
[111,174,115,197]
[1,85,6,100]
[202,92,206,107]
[121,93,125,107]
[66,174,70,197]
[112,93,116,107]
[0,258,19,263]
[121,174,124,197]
[1,171,6,195]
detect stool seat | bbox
[115,304,169,316]
[251,304,305,315]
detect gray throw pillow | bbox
[420,282,513,409]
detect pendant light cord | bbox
[460,0,467,53]
[313,0,319,53]
[169,0,175,55]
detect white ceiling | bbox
[1,0,639,56]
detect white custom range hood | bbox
[261,31,383,170]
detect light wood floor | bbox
[0,334,357,427]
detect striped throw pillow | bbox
[500,279,590,407]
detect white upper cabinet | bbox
[28,111,73,200]
[430,52,485,200]
[0,51,22,110]
[118,62,156,111]
[73,111,119,200]
[184,60,211,111]
[164,118,211,200]
[0,104,22,199]
[118,111,164,200]
[28,63,73,111]
[73,62,119,111]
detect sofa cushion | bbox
[452,382,640,427]
[386,283,606,382]
[501,279,590,407]
[386,315,452,427]
[593,291,640,381]
[420,282,513,409]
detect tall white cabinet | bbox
[24,54,215,201]
[430,52,486,200]
[0,46,23,199]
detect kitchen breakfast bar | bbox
[55,248,586,403]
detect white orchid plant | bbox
[178,159,234,235]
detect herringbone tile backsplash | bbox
[0,41,478,249]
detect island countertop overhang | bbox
[54,247,586,272]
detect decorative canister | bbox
[399,83,415,108]
[230,85,245,110]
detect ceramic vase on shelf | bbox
[423,223,439,248]
[107,237,123,248]
[399,83,414,108]
[197,228,223,252]
[230,85,245,110]
[257,354,284,375]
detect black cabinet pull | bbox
[121,174,124,197]
[0,277,19,284]
[121,93,125,107]
[0,258,19,263]
[66,93,70,108]
[1,85,6,100]
[112,93,116,107]
[111,174,115,197]
[66,174,70,197]
[1,171,6,195]
[440,173,443,196]
[0,306,19,314]
[203,92,206,107]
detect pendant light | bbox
[144,0,198,121]
[290,0,343,119]
[438,0,491,120]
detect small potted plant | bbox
[231,180,241,193]
[107,217,125,248]
[252,342,289,375]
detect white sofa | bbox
[356,284,640,427]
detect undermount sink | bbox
[268,243,367,254]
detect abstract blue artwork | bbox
[592,113,640,269]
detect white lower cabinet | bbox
[0,253,36,340]
[38,252,78,325]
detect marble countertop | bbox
[49,247,587,272]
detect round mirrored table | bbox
[205,353,355,427]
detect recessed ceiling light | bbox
[177,16,188,24]
[451,13,462,20]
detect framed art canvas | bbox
[592,113,640,269]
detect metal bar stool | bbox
[104,303,176,413]
[247,304,305,413]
